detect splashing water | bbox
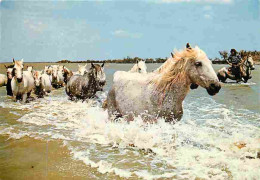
[0,88,259,180]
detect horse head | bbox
[90,63,106,90]
[78,64,88,75]
[247,56,255,70]
[27,66,34,73]
[137,60,147,73]
[63,67,73,84]
[184,43,221,95]
[13,59,24,83]
[33,71,42,87]
[44,66,52,75]
[51,65,59,80]
[4,64,14,80]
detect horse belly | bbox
[24,74,35,93]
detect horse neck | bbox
[152,58,191,104]
[154,57,173,73]
[130,64,137,72]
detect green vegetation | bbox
[57,56,167,64]
[57,50,260,64]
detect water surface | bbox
[0,63,259,180]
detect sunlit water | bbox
[0,63,259,179]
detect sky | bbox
[0,0,259,62]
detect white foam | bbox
[0,90,259,179]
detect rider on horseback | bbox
[227,49,242,82]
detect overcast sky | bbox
[0,0,259,62]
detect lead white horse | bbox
[129,60,147,73]
[107,43,221,122]
[11,59,35,102]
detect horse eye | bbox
[195,62,202,67]
[139,68,141,70]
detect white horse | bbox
[129,60,147,73]
[44,65,53,84]
[11,59,35,102]
[0,74,7,87]
[33,70,52,97]
[107,43,221,122]
[75,64,88,75]
[51,65,65,88]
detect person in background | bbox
[227,49,242,82]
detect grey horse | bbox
[65,63,106,101]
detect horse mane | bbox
[151,46,207,94]
[14,60,23,68]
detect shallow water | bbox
[0,63,259,180]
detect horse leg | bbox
[107,87,122,120]
[22,93,28,103]
[217,72,226,83]
[12,95,17,102]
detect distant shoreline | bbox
[1,60,259,65]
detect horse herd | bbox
[1,43,241,123]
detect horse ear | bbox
[13,58,15,63]
[186,43,192,49]
[4,65,7,69]
[101,63,105,67]
[21,59,24,63]
[91,63,95,68]
[171,52,174,58]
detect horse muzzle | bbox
[17,78,23,83]
[250,66,255,70]
[206,83,221,96]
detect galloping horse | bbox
[33,70,52,97]
[51,65,65,88]
[129,60,147,73]
[11,59,35,102]
[107,43,221,122]
[66,63,106,101]
[217,55,255,83]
